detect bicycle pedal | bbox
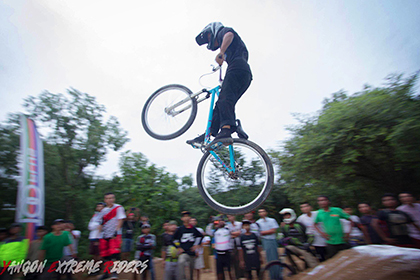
[189,143,201,149]
[205,141,224,151]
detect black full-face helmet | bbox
[195,22,224,51]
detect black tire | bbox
[141,84,197,140]
[196,138,274,215]
[261,260,296,280]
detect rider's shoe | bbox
[205,128,233,151]
[186,133,205,146]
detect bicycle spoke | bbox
[198,140,272,212]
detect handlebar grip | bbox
[212,65,221,72]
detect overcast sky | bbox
[1,0,419,180]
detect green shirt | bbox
[314,207,350,245]
[41,231,71,265]
[0,237,29,266]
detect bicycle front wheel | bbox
[196,138,274,215]
[141,84,197,140]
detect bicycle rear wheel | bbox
[196,138,274,215]
[142,84,197,140]
[261,260,296,280]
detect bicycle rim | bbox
[142,85,197,140]
[262,260,296,280]
[197,138,273,214]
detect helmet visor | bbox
[196,32,209,46]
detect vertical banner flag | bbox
[16,115,45,240]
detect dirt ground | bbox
[83,245,420,280]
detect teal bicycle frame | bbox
[197,85,236,174]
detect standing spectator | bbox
[62,221,81,280]
[97,192,126,280]
[297,202,327,262]
[238,220,262,280]
[213,218,233,280]
[139,215,151,229]
[173,211,203,280]
[122,213,137,260]
[256,208,281,280]
[243,212,260,238]
[314,195,352,259]
[88,202,105,263]
[358,202,383,245]
[226,215,243,280]
[372,193,420,248]
[63,221,81,256]
[162,221,178,280]
[39,219,75,280]
[190,218,205,280]
[135,224,156,280]
[202,235,212,273]
[278,208,318,268]
[0,223,29,280]
[341,207,365,247]
[26,226,48,280]
[397,192,420,248]
[205,216,215,237]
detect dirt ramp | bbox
[295,245,420,280]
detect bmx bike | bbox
[141,66,274,214]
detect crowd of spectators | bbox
[0,191,419,280]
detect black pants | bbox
[326,243,349,259]
[216,251,231,275]
[314,246,327,262]
[210,70,252,136]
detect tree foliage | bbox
[272,72,420,208]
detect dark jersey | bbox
[122,220,136,239]
[216,27,252,75]
[240,233,260,270]
[377,209,413,245]
[173,225,203,256]
[281,222,312,246]
[360,215,383,244]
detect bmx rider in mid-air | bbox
[187,22,252,149]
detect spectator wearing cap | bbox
[26,226,48,280]
[173,211,203,280]
[0,223,29,280]
[134,223,156,280]
[88,202,105,262]
[238,220,262,280]
[139,215,152,229]
[256,208,281,280]
[243,212,260,239]
[122,212,138,260]
[39,219,75,280]
[162,220,178,280]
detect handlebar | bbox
[199,64,223,88]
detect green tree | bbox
[272,72,420,208]
[23,88,129,220]
[0,114,20,224]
